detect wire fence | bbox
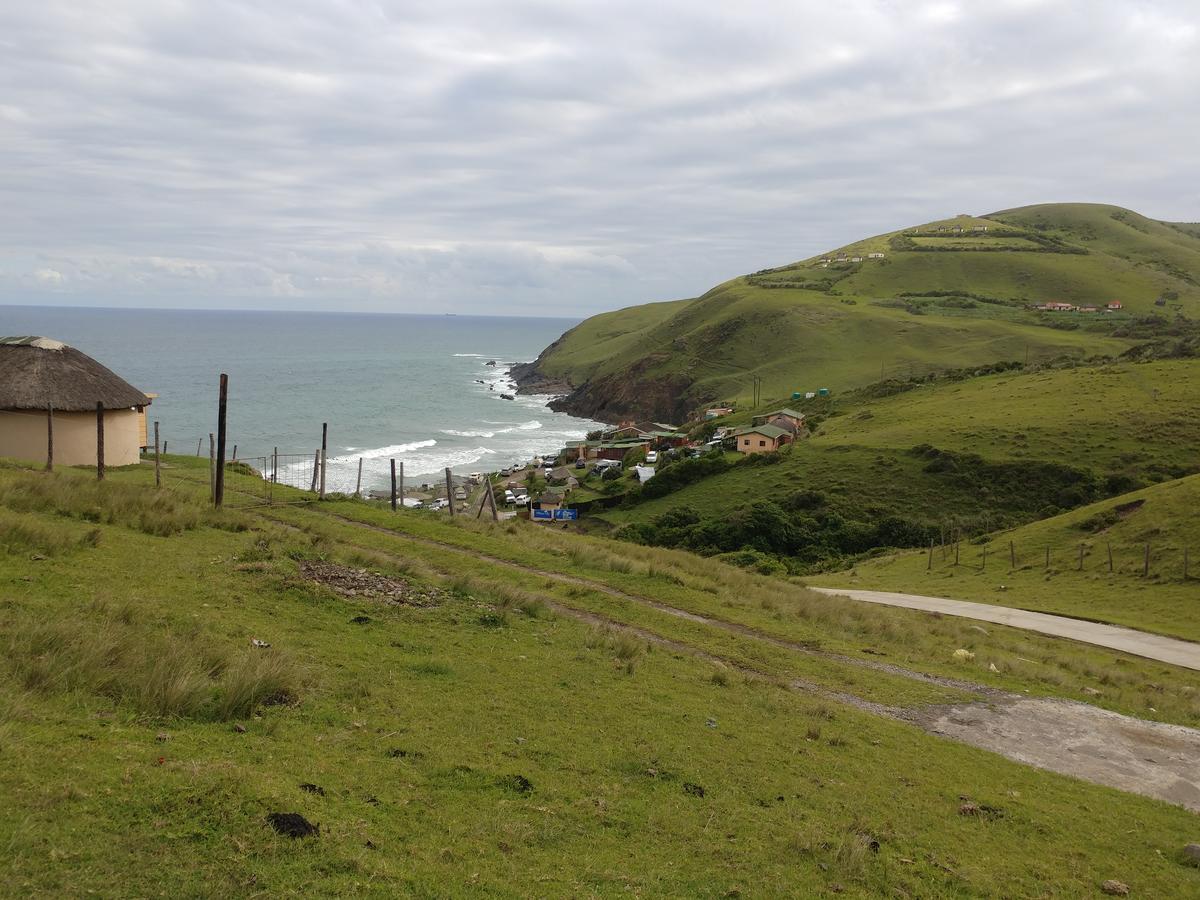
[926,537,1195,582]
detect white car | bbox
[645,451,658,464]
[514,494,529,504]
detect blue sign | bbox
[554,509,579,520]
[532,509,553,520]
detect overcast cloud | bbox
[1,0,1198,315]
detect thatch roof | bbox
[0,336,151,412]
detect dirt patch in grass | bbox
[299,561,442,606]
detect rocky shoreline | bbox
[511,358,701,426]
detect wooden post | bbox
[981,545,987,571]
[1078,543,1084,571]
[196,438,202,456]
[45,405,54,471]
[1009,540,1015,570]
[231,444,237,461]
[310,450,320,492]
[390,459,397,511]
[1144,543,1150,577]
[399,462,404,507]
[209,433,215,502]
[488,477,499,522]
[214,375,228,508]
[954,541,960,566]
[154,421,161,487]
[445,467,455,518]
[355,457,363,497]
[1107,542,1113,573]
[95,402,105,481]
[162,441,168,456]
[319,422,327,500]
[927,539,933,571]
[272,447,278,484]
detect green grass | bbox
[4,460,1200,895]
[523,203,1200,423]
[806,474,1200,644]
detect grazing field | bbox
[2,458,1200,896]
[806,474,1200,644]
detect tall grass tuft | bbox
[1,605,299,721]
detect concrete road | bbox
[809,587,1200,671]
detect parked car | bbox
[574,458,586,469]
[645,451,658,464]
[514,494,529,504]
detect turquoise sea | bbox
[0,306,600,491]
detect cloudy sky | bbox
[1,1,1198,316]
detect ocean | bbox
[0,306,600,493]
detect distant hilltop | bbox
[514,203,1200,423]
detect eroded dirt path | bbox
[260,506,1200,813]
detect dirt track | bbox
[810,587,1200,671]
[257,505,1200,813]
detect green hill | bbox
[4,458,1200,893]
[599,358,1200,580]
[516,203,1199,423]
[807,473,1200,643]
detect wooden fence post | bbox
[154,421,161,487]
[209,433,215,502]
[45,405,54,471]
[319,422,327,500]
[196,438,202,456]
[445,467,455,518]
[927,539,933,571]
[954,541,960,566]
[231,444,237,461]
[272,447,278,484]
[355,457,363,497]
[95,402,105,481]
[1143,543,1150,577]
[1107,542,1113,573]
[310,450,320,492]
[981,545,987,571]
[1078,543,1084,571]
[162,441,168,456]
[390,459,397,511]
[214,374,228,508]
[399,462,404,507]
[1009,540,1015,570]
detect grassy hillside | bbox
[600,359,1200,588]
[3,458,1200,894]
[521,203,1199,423]
[807,474,1200,643]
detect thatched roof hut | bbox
[0,336,151,412]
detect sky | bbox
[1,0,1198,317]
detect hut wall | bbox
[0,408,142,467]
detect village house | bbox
[1106,301,1123,311]
[704,406,734,419]
[1038,301,1077,312]
[867,252,885,259]
[733,423,792,455]
[0,336,153,467]
[850,256,863,263]
[1078,305,1099,313]
[751,407,806,436]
